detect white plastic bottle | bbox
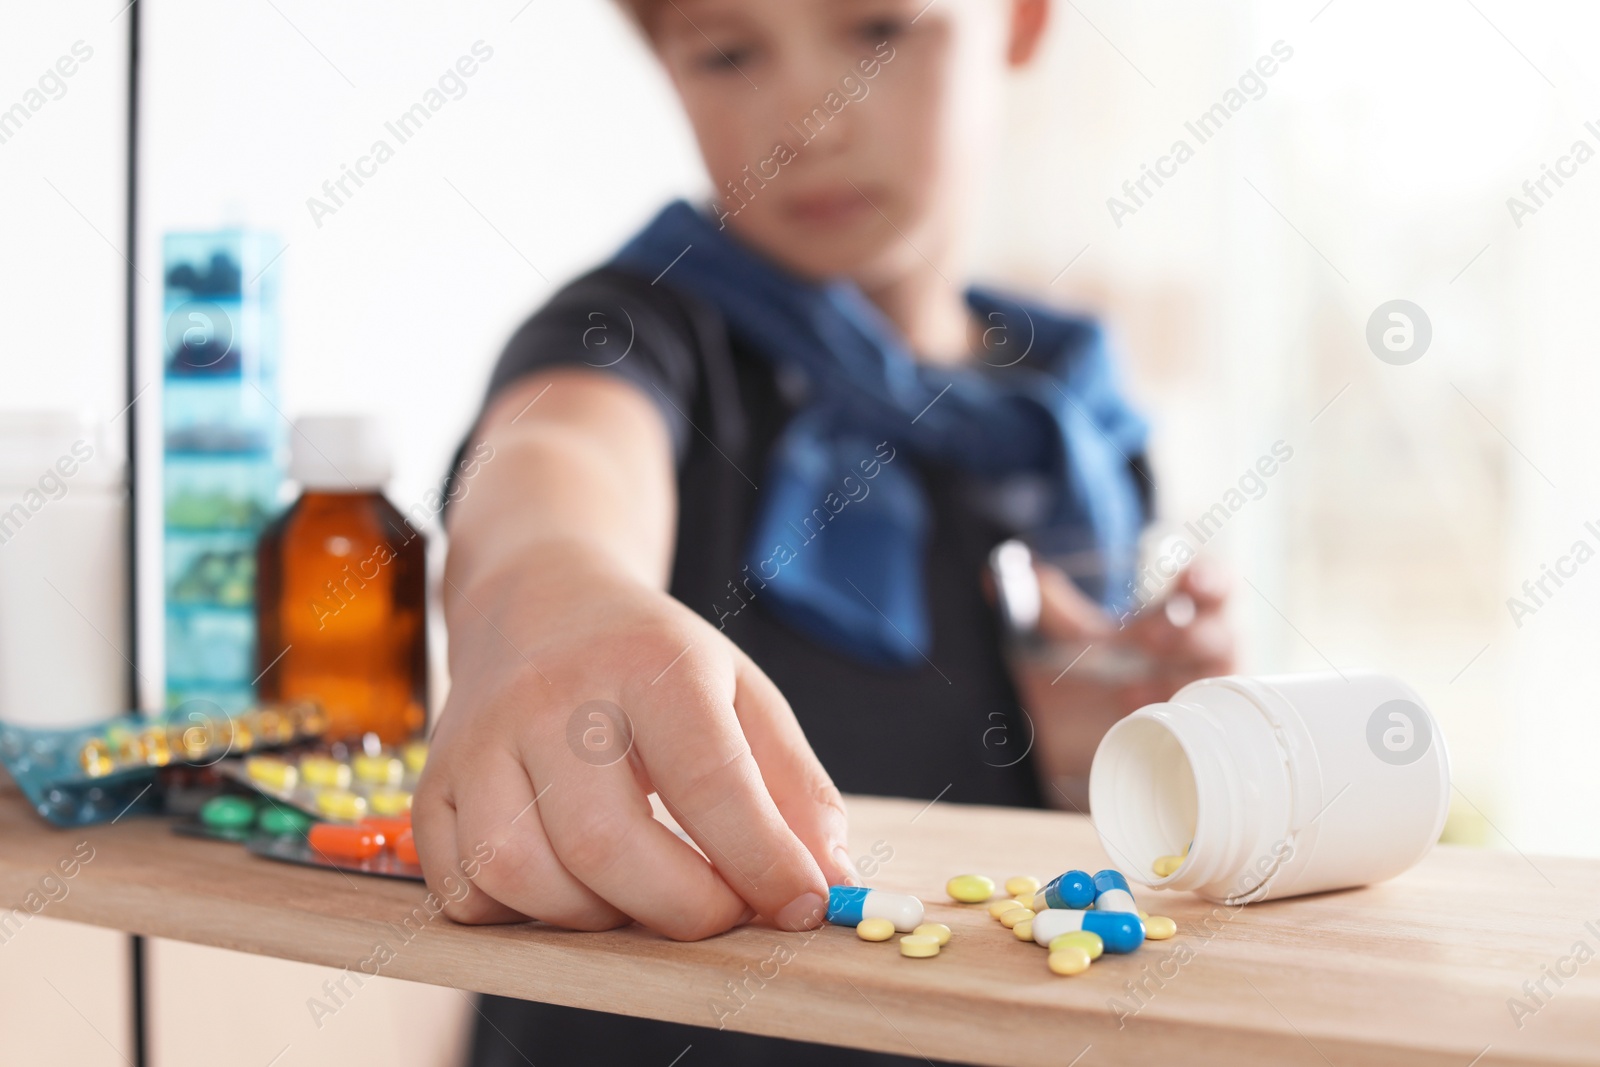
[0,412,128,729]
[1088,671,1449,905]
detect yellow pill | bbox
[999,907,1035,929]
[1153,854,1185,878]
[1145,915,1177,940]
[246,756,297,791]
[899,934,941,958]
[912,923,952,946]
[946,874,995,903]
[314,790,367,821]
[1048,931,1104,960]
[1013,919,1034,941]
[988,899,1024,920]
[1138,910,1149,921]
[369,788,413,816]
[79,739,115,778]
[299,755,351,789]
[1004,875,1041,898]
[352,754,403,786]
[402,740,429,775]
[857,918,896,942]
[1048,946,1093,976]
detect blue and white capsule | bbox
[825,886,924,933]
[1091,868,1139,914]
[1031,906,1145,954]
[1031,869,1095,911]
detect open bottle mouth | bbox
[1089,713,1199,886]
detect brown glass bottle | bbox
[255,417,426,744]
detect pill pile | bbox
[823,867,1176,977]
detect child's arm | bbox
[414,368,853,940]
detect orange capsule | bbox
[392,826,419,866]
[308,822,385,861]
[361,815,411,841]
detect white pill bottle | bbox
[1088,671,1449,905]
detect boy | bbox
[416,1,1233,1062]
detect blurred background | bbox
[3,0,1597,1063]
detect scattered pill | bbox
[245,756,297,791]
[1091,869,1139,914]
[1138,910,1149,921]
[1031,908,1145,954]
[1004,875,1041,898]
[314,789,368,821]
[1048,946,1093,976]
[1048,930,1104,959]
[369,788,413,817]
[1013,919,1034,941]
[299,755,351,789]
[857,917,897,941]
[913,922,952,946]
[392,826,419,865]
[989,899,1023,920]
[200,795,257,830]
[899,934,941,959]
[1000,907,1035,930]
[1145,915,1178,940]
[308,823,384,861]
[1152,854,1185,877]
[257,805,313,836]
[352,754,403,786]
[826,886,925,932]
[945,874,995,903]
[1036,870,1095,910]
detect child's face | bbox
[653,0,1036,285]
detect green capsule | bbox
[257,805,314,836]
[200,795,257,830]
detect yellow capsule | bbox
[1153,854,1185,878]
[1145,915,1177,940]
[1004,875,1041,898]
[1048,931,1104,960]
[988,899,1022,920]
[898,934,941,958]
[857,918,896,942]
[139,728,172,767]
[313,789,365,821]
[299,755,351,789]
[999,907,1035,930]
[402,741,429,775]
[246,756,297,791]
[352,754,403,786]
[945,874,995,904]
[912,922,951,946]
[369,788,413,816]
[79,739,114,778]
[1013,919,1034,941]
[1048,946,1093,976]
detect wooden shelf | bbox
[1,785,1595,1065]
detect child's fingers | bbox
[411,780,527,925]
[1177,559,1231,612]
[729,649,855,887]
[451,749,629,932]
[630,664,831,933]
[531,742,751,941]
[1033,562,1115,643]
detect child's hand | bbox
[412,543,854,941]
[1010,559,1236,808]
